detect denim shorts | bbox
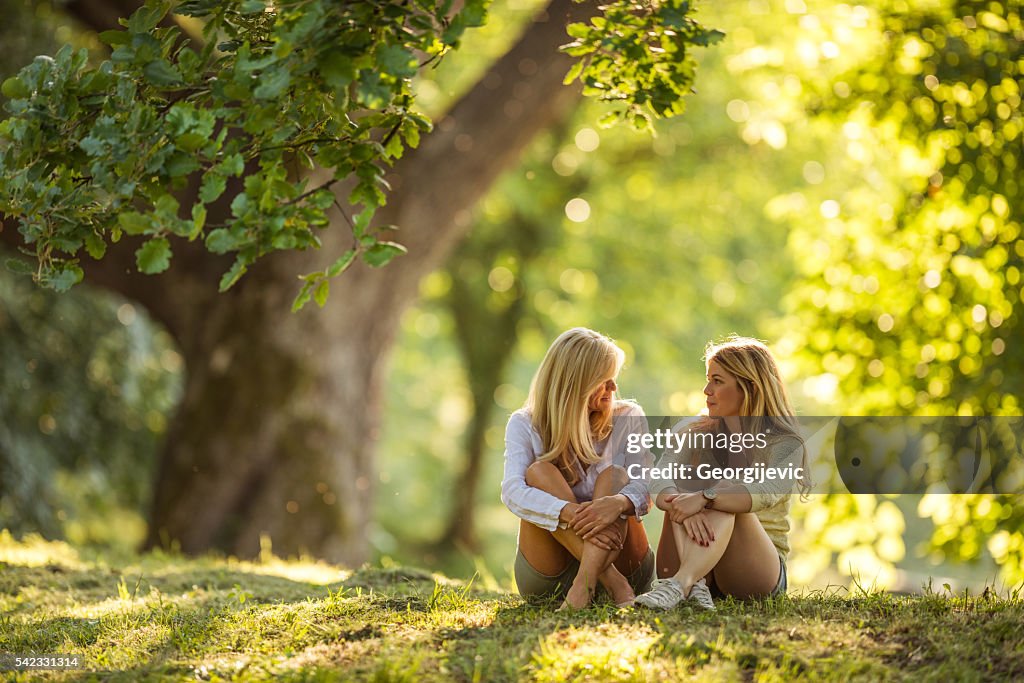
[709,553,787,600]
[514,547,656,600]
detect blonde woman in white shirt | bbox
[501,328,655,610]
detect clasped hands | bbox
[561,495,629,551]
[656,491,716,547]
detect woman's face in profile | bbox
[704,359,744,417]
[588,377,617,415]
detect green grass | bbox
[2,533,1023,682]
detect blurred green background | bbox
[2,0,1021,592]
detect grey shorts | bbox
[709,553,788,600]
[514,547,656,601]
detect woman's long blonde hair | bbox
[695,335,810,493]
[525,328,625,486]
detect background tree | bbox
[434,128,573,552]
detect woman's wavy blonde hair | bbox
[525,327,626,486]
[705,335,799,437]
[695,335,810,493]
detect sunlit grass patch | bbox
[0,530,83,569]
[89,621,170,671]
[279,633,384,672]
[529,622,660,682]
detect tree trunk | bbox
[12,0,594,563]
[436,118,581,551]
[141,251,390,560]
[437,213,549,551]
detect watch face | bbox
[703,488,717,499]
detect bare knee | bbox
[525,461,573,499]
[595,465,628,495]
[712,509,737,532]
[728,512,758,536]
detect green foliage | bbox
[921,494,1024,585]
[563,0,724,129]
[789,0,1022,417]
[0,0,471,306]
[0,0,720,309]
[782,1,1022,576]
[0,261,181,550]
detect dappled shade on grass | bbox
[2,534,1022,681]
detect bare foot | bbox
[606,583,635,606]
[599,570,635,606]
[560,581,595,610]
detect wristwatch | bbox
[701,488,718,509]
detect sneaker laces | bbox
[635,578,686,610]
[687,578,716,611]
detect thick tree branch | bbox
[303,0,596,324]
[386,0,593,261]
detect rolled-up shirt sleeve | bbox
[500,411,568,531]
[651,448,684,497]
[606,403,653,519]
[743,435,804,512]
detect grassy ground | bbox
[2,533,1023,682]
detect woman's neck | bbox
[723,415,742,434]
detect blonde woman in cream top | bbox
[635,336,808,612]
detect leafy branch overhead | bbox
[0,0,720,308]
[562,0,723,128]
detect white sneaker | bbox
[634,578,686,610]
[687,578,716,611]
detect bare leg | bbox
[707,513,782,598]
[566,465,649,607]
[656,513,681,578]
[519,462,644,607]
[668,511,734,595]
[656,510,781,598]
